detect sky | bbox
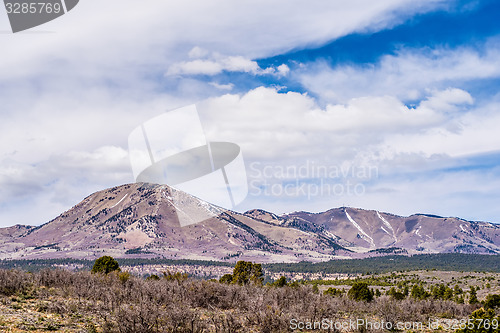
[1,0,500,227]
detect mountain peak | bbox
[0,183,498,262]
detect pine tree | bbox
[469,286,479,305]
[231,261,263,286]
[91,256,120,274]
[348,282,374,302]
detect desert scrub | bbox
[0,267,492,332]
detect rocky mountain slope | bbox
[0,183,498,262]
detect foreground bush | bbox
[91,255,120,274]
[348,282,374,302]
[0,268,481,332]
[457,308,500,333]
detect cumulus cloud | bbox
[419,88,474,113]
[276,64,290,77]
[2,82,499,225]
[198,87,480,163]
[385,101,500,158]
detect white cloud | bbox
[419,88,474,113]
[188,46,210,59]
[166,55,261,76]
[342,167,500,223]
[222,56,261,73]
[167,59,225,76]
[166,50,291,77]
[209,82,234,91]
[299,41,500,103]
[198,87,472,161]
[243,164,500,223]
[2,83,499,226]
[385,101,500,158]
[276,64,290,77]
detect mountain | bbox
[279,209,500,254]
[0,183,498,262]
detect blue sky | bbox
[1,0,500,227]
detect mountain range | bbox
[0,183,498,263]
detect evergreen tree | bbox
[219,274,233,284]
[231,261,264,286]
[91,256,120,274]
[484,294,500,310]
[348,282,374,302]
[410,284,429,300]
[324,287,343,297]
[273,276,287,288]
[454,285,463,295]
[312,283,319,294]
[469,286,479,305]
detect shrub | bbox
[456,308,500,333]
[312,283,319,294]
[0,269,31,296]
[411,284,429,300]
[390,291,406,300]
[232,261,263,286]
[274,276,287,288]
[348,282,374,302]
[455,285,464,295]
[219,274,233,284]
[484,294,500,310]
[324,287,343,297]
[91,256,120,274]
[469,287,479,305]
[118,271,130,284]
[163,271,188,282]
[0,267,479,332]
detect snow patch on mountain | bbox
[346,211,375,248]
[381,226,390,235]
[111,194,128,208]
[377,211,397,243]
